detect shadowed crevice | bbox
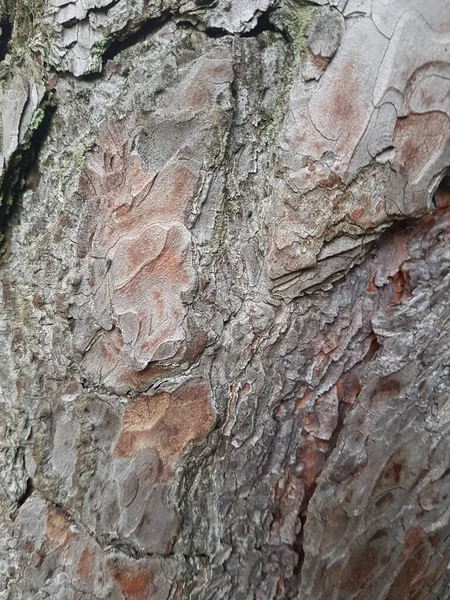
[0,16,12,62]
[0,91,55,260]
[16,477,34,509]
[78,7,285,79]
[85,11,173,80]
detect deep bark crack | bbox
[0,15,12,62]
[0,90,55,259]
[16,477,34,509]
[76,6,285,79]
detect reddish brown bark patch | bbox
[76,547,96,582]
[77,120,199,377]
[394,113,450,180]
[385,528,433,600]
[296,434,327,489]
[112,565,155,600]
[182,58,233,111]
[45,507,72,551]
[114,379,215,475]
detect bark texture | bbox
[1,0,450,598]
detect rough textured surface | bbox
[1,0,450,598]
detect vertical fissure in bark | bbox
[0,15,12,61]
[15,476,33,510]
[0,92,55,258]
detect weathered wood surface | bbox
[1,0,450,598]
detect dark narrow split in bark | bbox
[0,16,12,62]
[15,476,33,510]
[81,7,285,80]
[0,92,55,258]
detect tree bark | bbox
[1,1,450,598]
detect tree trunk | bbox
[1,1,450,598]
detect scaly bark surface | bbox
[1,1,450,598]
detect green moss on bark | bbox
[8,0,44,52]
